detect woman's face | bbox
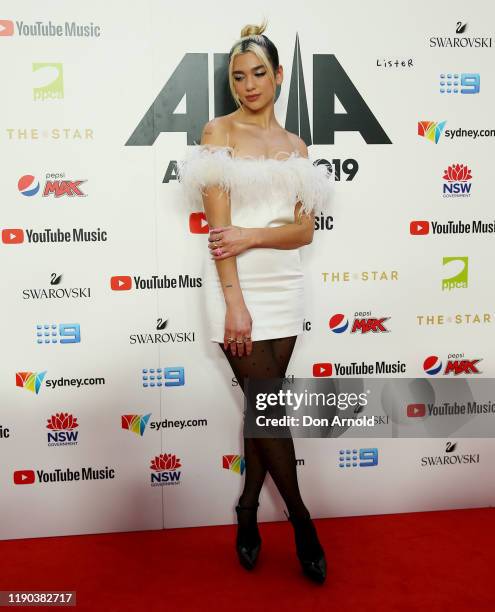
[232,51,282,108]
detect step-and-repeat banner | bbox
[2,0,495,540]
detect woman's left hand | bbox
[208,226,255,260]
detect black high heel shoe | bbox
[284,510,327,584]
[235,502,262,570]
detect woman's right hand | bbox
[224,302,253,357]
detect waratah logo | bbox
[150,453,181,471]
[443,163,472,181]
[418,120,447,143]
[46,412,78,430]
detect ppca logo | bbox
[33,62,64,101]
[442,256,468,291]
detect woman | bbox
[178,20,332,584]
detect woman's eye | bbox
[233,72,265,81]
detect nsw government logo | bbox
[150,453,182,487]
[46,412,79,447]
[442,163,472,197]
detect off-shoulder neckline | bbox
[195,144,304,163]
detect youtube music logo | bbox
[110,276,132,291]
[407,403,426,418]
[13,469,35,485]
[410,221,430,235]
[0,20,14,36]
[2,228,24,244]
[189,212,209,234]
[313,363,332,377]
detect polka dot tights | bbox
[218,336,311,523]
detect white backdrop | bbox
[1,0,494,540]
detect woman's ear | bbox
[276,65,283,85]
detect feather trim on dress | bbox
[177,145,333,215]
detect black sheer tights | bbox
[219,336,311,523]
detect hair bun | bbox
[240,19,267,38]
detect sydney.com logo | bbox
[418,120,495,143]
[16,370,105,393]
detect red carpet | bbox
[1,508,494,611]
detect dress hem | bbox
[209,326,303,343]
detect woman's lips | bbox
[246,94,260,101]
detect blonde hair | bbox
[228,19,279,110]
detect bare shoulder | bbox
[200,116,233,147]
[287,132,309,158]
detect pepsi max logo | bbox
[18,175,40,197]
[423,354,482,375]
[17,174,87,198]
[329,314,349,333]
[329,313,390,334]
[423,355,443,375]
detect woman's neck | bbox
[234,104,279,131]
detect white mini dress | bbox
[178,145,332,342]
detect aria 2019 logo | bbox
[126,34,391,147]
